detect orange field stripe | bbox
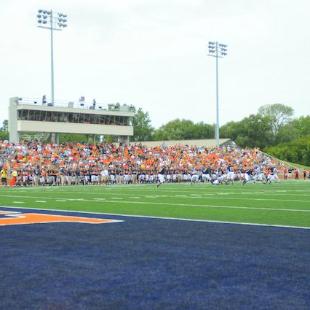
[0,212,117,226]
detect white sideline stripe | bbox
[0,205,309,230]
[1,194,310,213]
[0,211,19,214]
[2,188,310,200]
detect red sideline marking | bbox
[0,211,117,226]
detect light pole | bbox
[37,9,68,106]
[208,41,227,147]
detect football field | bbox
[0,181,309,228]
[0,181,310,309]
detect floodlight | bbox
[36,9,68,106]
[207,41,228,147]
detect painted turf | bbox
[0,207,309,309]
[2,205,310,230]
[0,181,309,228]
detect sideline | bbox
[1,205,310,230]
[0,194,309,213]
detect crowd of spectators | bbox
[0,140,308,187]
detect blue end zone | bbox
[0,207,309,309]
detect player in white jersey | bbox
[138,173,145,184]
[100,168,109,185]
[190,170,200,184]
[156,168,166,188]
[266,167,279,183]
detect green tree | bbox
[238,114,273,148]
[153,119,214,141]
[0,119,9,140]
[275,116,310,144]
[193,122,214,139]
[266,135,310,166]
[258,103,294,135]
[220,115,273,148]
[0,120,8,131]
[275,122,299,144]
[154,119,194,140]
[289,116,310,136]
[131,107,154,142]
[59,134,89,144]
[0,131,9,140]
[220,121,239,140]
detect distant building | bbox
[8,97,134,143]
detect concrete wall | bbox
[16,120,133,136]
[8,97,19,143]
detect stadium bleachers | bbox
[0,140,298,186]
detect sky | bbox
[0,0,309,128]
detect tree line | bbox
[1,104,309,165]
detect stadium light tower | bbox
[37,9,68,106]
[208,41,228,147]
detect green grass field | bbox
[0,181,309,228]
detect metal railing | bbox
[15,97,135,113]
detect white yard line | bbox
[0,194,310,213]
[5,182,310,197]
[0,205,309,230]
[94,200,310,213]
[1,191,309,203]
